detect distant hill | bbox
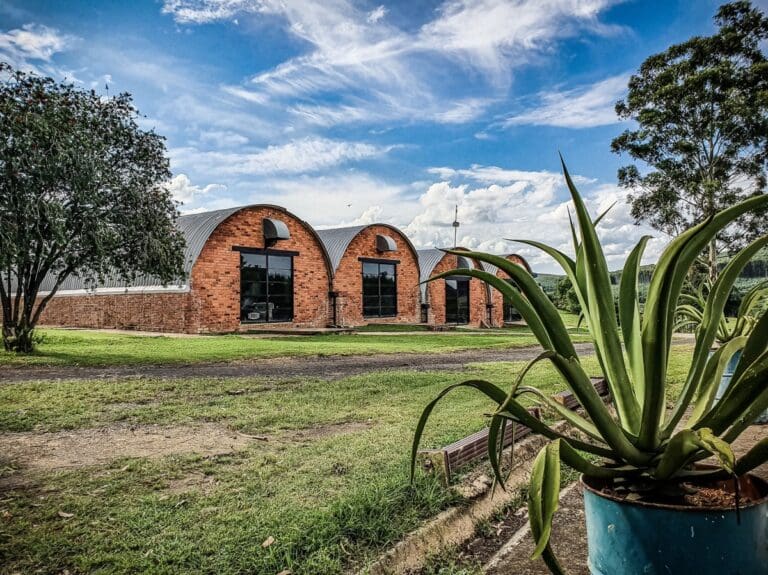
[535,247,768,297]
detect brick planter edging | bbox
[359,422,569,575]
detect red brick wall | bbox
[189,206,332,332]
[39,206,333,333]
[489,254,533,326]
[424,253,491,326]
[39,291,193,332]
[331,225,420,326]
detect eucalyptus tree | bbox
[0,64,185,352]
[612,1,768,281]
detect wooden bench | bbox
[417,378,609,483]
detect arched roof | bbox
[482,254,534,277]
[315,223,420,276]
[38,204,333,293]
[174,204,333,278]
[416,248,477,300]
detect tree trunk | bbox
[2,322,35,353]
[1,304,35,353]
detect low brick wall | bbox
[39,292,194,332]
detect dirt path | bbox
[0,343,596,383]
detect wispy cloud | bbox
[500,73,629,129]
[162,0,623,127]
[170,137,395,177]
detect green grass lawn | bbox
[0,347,694,575]
[0,324,590,369]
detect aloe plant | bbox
[675,280,768,344]
[411,160,768,574]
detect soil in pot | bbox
[582,472,768,575]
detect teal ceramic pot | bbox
[714,349,768,424]
[582,473,768,575]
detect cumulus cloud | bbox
[0,23,74,70]
[501,73,629,129]
[175,161,665,273]
[167,173,227,205]
[400,165,663,273]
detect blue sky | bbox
[2,0,765,272]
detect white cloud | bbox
[367,5,388,24]
[170,137,394,177]
[501,73,629,129]
[431,98,493,124]
[0,23,74,70]
[417,0,621,85]
[197,130,249,147]
[162,0,623,127]
[399,164,662,273]
[249,172,412,227]
[167,173,227,205]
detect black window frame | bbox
[360,258,398,318]
[235,247,296,324]
[445,275,471,325]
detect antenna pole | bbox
[452,205,460,248]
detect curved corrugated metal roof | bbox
[316,223,420,276]
[37,204,334,293]
[315,225,368,273]
[416,249,446,286]
[416,248,477,300]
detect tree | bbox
[0,64,185,352]
[612,1,768,281]
[554,277,581,314]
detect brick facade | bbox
[188,206,332,332]
[330,225,420,326]
[422,252,493,327]
[488,254,533,326]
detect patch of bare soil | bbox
[0,423,255,471]
[0,419,375,480]
[284,420,373,442]
[165,471,219,495]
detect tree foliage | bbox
[0,64,185,352]
[612,1,768,279]
[554,277,581,314]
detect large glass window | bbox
[502,278,522,322]
[445,277,470,324]
[362,261,397,318]
[240,252,294,323]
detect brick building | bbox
[35,204,534,333]
[316,225,421,326]
[39,205,334,332]
[417,248,496,327]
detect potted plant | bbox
[676,280,768,423]
[411,161,768,575]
